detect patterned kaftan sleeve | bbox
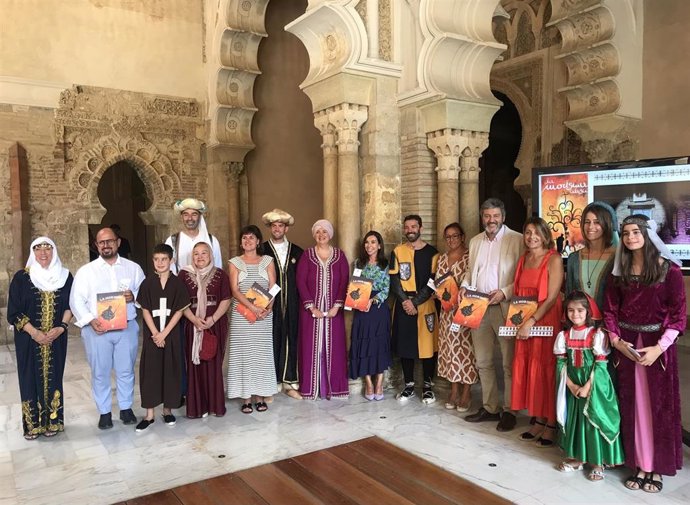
[296,251,314,310]
[7,270,31,330]
[333,250,349,307]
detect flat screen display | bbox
[532,156,690,272]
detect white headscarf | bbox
[612,218,681,276]
[25,236,70,292]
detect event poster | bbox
[434,272,459,312]
[540,172,589,257]
[504,297,538,327]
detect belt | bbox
[619,321,662,333]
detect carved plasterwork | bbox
[207,0,269,161]
[286,0,401,92]
[54,86,203,219]
[398,0,506,107]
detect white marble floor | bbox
[1,339,689,505]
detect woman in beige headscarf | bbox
[180,242,231,418]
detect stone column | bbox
[459,131,489,238]
[227,161,244,260]
[428,129,466,243]
[329,103,368,263]
[314,110,338,225]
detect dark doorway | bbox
[479,91,527,231]
[91,161,153,273]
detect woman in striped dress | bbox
[227,225,278,413]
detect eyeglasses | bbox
[444,234,462,241]
[32,243,53,250]
[96,239,118,247]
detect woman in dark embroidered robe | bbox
[8,237,73,439]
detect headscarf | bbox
[174,198,213,250]
[311,219,334,239]
[612,217,681,276]
[181,242,216,365]
[25,237,69,292]
[262,208,294,226]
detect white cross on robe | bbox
[152,298,171,332]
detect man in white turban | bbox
[165,198,223,404]
[261,209,303,399]
[165,198,223,274]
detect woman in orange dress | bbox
[511,216,563,447]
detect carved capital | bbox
[227,161,245,183]
[565,114,640,162]
[329,103,368,154]
[314,109,337,156]
[459,131,489,181]
[428,129,488,182]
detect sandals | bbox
[23,433,39,441]
[587,467,605,481]
[43,430,59,438]
[519,420,544,441]
[557,460,583,473]
[624,469,647,491]
[255,402,268,412]
[240,403,253,414]
[643,473,662,493]
[535,424,558,448]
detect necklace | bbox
[585,247,606,289]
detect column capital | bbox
[226,161,245,183]
[427,129,488,181]
[314,109,337,155]
[329,103,369,154]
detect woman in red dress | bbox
[511,217,563,447]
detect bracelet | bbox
[211,315,216,323]
[60,322,69,331]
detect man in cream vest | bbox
[460,198,523,431]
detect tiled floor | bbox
[1,339,689,505]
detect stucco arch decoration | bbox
[208,0,270,160]
[73,132,181,222]
[549,0,642,156]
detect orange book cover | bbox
[96,291,127,331]
[504,297,538,327]
[435,272,459,312]
[237,303,257,323]
[345,276,373,311]
[452,290,490,329]
[540,172,589,255]
[244,282,272,310]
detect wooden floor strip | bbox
[122,436,511,505]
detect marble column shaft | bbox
[314,111,338,226]
[227,162,244,260]
[428,129,489,241]
[330,103,368,264]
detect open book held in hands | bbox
[450,289,490,331]
[345,276,373,311]
[96,291,127,331]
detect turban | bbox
[262,208,295,226]
[311,219,334,239]
[174,198,207,214]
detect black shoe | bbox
[119,408,137,425]
[465,407,501,423]
[496,412,517,432]
[98,413,113,430]
[135,419,154,432]
[162,413,176,426]
[396,382,415,403]
[179,395,186,407]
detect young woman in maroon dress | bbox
[180,242,232,418]
[604,215,686,493]
[511,217,563,447]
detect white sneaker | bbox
[396,383,415,403]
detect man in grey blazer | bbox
[460,198,523,431]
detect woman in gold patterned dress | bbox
[435,223,477,412]
[7,237,73,439]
